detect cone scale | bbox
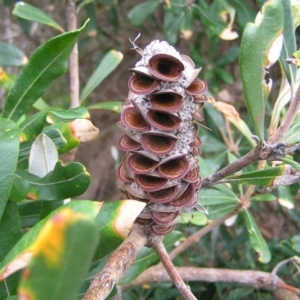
[117,40,207,235]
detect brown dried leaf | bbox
[220,27,239,40]
[0,251,32,280]
[70,119,99,142]
[114,200,146,238]
[273,165,300,186]
[213,101,240,122]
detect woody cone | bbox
[117,40,207,235]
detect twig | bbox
[65,0,80,108]
[272,256,300,276]
[169,206,242,261]
[201,137,299,188]
[121,266,300,297]
[202,148,260,188]
[240,185,255,208]
[83,225,148,300]
[149,236,197,300]
[268,80,300,144]
[240,160,265,208]
[202,83,300,189]
[84,208,240,300]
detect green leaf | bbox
[163,9,184,44]
[42,127,67,149]
[9,175,29,203]
[282,156,300,172]
[269,73,300,136]
[2,20,89,122]
[177,211,207,226]
[43,123,80,155]
[240,0,284,140]
[291,235,300,253]
[47,107,90,123]
[93,200,146,260]
[77,0,94,10]
[279,0,297,86]
[20,162,90,201]
[127,1,160,26]
[93,202,123,259]
[206,202,238,220]
[19,111,48,141]
[80,50,123,102]
[28,134,58,178]
[180,6,194,37]
[0,42,27,67]
[0,202,23,261]
[224,288,254,300]
[18,208,99,300]
[19,127,66,159]
[0,200,101,280]
[214,68,234,84]
[199,130,227,153]
[215,45,240,67]
[33,98,51,111]
[203,102,225,141]
[226,165,290,186]
[278,239,300,256]
[200,187,239,206]
[0,118,20,220]
[284,120,300,143]
[0,199,144,281]
[0,204,23,299]
[250,193,276,201]
[198,156,215,178]
[18,201,64,228]
[243,209,271,263]
[12,2,64,32]
[195,1,226,37]
[199,186,239,219]
[291,1,300,28]
[198,155,226,179]
[0,273,21,300]
[18,202,43,228]
[4,295,19,300]
[87,101,121,113]
[230,0,256,28]
[278,185,294,209]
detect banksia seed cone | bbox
[117,40,207,235]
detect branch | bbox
[83,225,148,300]
[121,266,300,299]
[268,81,300,144]
[65,0,80,108]
[202,138,299,188]
[81,59,300,300]
[201,82,300,188]
[272,256,300,276]
[202,148,260,188]
[149,236,197,300]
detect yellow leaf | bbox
[33,208,80,266]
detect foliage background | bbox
[1,0,259,201]
[0,0,299,299]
